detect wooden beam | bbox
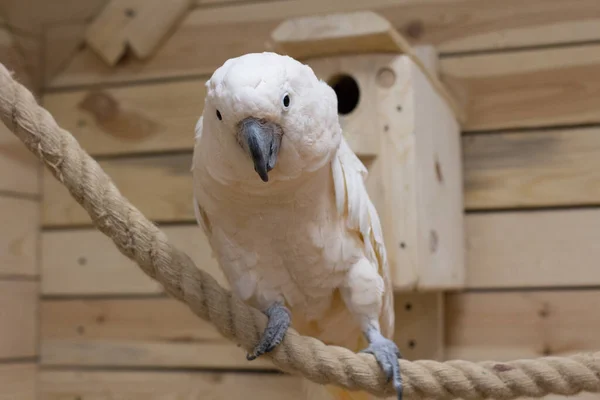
[0,198,38,277]
[42,125,600,227]
[40,294,441,368]
[463,127,600,210]
[445,290,600,361]
[0,124,40,196]
[41,207,600,295]
[41,370,303,400]
[0,363,37,400]
[0,281,37,359]
[84,0,193,66]
[41,225,225,295]
[466,209,600,289]
[47,0,600,90]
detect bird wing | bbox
[331,135,395,338]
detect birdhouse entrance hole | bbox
[327,73,360,115]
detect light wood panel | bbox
[48,0,600,89]
[0,363,37,400]
[464,127,600,210]
[466,209,600,289]
[0,281,38,359]
[44,41,600,159]
[41,225,222,295]
[443,43,600,131]
[43,80,205,156]
[42,206,600,295]
[445,290,600,361]
[0,123,39,196]
[42,154,193,226]
[40,293,442,368]
[40,370,303,400]
[0,197,38,277]
[42,126,600,226]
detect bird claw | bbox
[360,335,403,400]
[246,302,291,361]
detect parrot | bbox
[191,51,402,400]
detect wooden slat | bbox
[1,0,108,34]
[41,225,225,295]
[42,207,600,294]
[45,42,600,158]
[43,80,205,156]
[42,126,600,226]
[41,293,441,368]
[466,209,600,289]
[0,124,39,196]
[41,370,303,400]
[48,0,600,89]
[464,127,600,210]
[0,363,37,400]
[42,153,193,226]
[443,43,600,131]
[0,281,38,359]
[446,290,600,361]
[0,197,38,277]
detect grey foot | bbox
[360,332,403,400]
[246,302,291,361]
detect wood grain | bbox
[0,363,36,400]
[43,80,205,156]
[41,225,225,295]
[443,43,600,131]
[445,290,600,361]
[40,293,442,368]
[463,127,600,210]
[0,124,40,196]
[41,205,600,294]
[40,370,303,400]
[42,153,193,226]
[0,197,38,277]
[48,0,600,89]
[42,126,600,226]
[0,281,38,359]
[466,209,600,289]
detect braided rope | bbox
[1,62,599,399]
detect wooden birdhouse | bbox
[271,11,466,292]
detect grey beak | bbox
[238,117,283,182]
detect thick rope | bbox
[1,62,600,399]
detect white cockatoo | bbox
[191,52,402,400]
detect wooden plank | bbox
[0,363,37,400]
[41,225,225,295]
[41,370,303,400]
[42,126,600,226]
[43,80,205,156]
[40,293,441,368]
[0,124,40,196]
[466,209,600,289]
[443,43,600,131]
[0,281,38,359]
[43,22,88,83]
[41,206,600,294]
[446,290,600,362]
[0,197,38,277]
[0,28,36,92]
[463,127,600,210]
[48,0,600,89]
[1,0,108,34]
[42,153,193,226]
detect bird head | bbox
[198,52,342,184]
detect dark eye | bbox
[216,110,222,120]
[282,94,290,109]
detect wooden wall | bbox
[3,0,600,398]
[0,22,41,400]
